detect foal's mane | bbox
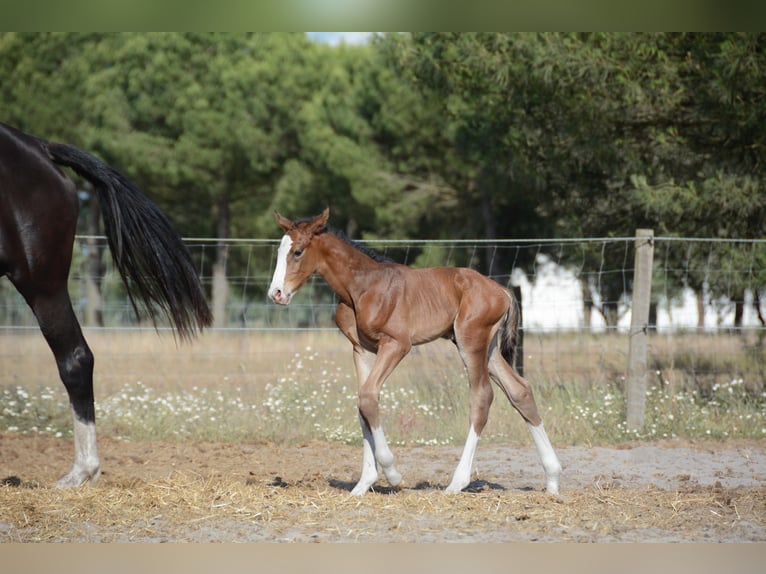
[328,226,393,264]
[293,215,393,263]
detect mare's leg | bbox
[336,304,403,495]
[446,321,497,493]
[20,283,99,486]
[488,338,561,494]
[3,129,98,486]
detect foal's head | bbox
[268,207,329,306]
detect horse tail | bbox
[47,142,212,340]
[500,289,522,372]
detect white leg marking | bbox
[351,416,402,495]
[446,425,479,493]
[371,426,402,487]
[57,411,100,487]
[351,413,380,496]
[527,422,561,494]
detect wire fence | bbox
[2,233,765,410]
[2,234,766,334]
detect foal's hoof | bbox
[444,481,469,494]
[388,480,404,493]
[384,468,403,488]
[350,481,375,496]
[56,467,100,488]
[545,473,561,496]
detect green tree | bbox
[632,33,766,328]
[0,33,104,140]
[73,33,325,326]
[1,33,116,326]
[382,33,766,329]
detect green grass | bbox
[1,331,764,446]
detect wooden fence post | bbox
[626,229,654,431]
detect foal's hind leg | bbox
[25,287,100,486]
[488,342,561,494]
[446,326,496,493]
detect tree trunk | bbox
[478,178,498,279]
[696,289,706,330]
[648,301,658,333]
[581,279,594,330]
[212,192,230,329]
[733,294,745,335]
[601,301,620,330]
[754,290,766,327]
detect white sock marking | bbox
[351,413,379,495]
[57,413,100,487]
[527,422,561,494]
[447,425,479,492]
[351,416,402,495]
[371,426,401,486]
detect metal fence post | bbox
[626,229,654,431]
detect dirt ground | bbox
[1,434,764,542]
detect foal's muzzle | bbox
[269,288,292,306]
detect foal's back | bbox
[394,265,511,344]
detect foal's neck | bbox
[315,232,384,306]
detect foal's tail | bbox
[499,290,522,372]
[47,142,212,340]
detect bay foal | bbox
[268,208,561,495]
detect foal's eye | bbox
[293,248,304,258]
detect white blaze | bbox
[269,235,293,302]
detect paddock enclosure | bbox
[2,233,765,541]
[1,330,765,542]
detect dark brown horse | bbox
[0,122,212,486]
[268,208,561,495]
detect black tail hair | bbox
[499,291,521,372]
[47,142,212,339]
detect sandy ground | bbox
[1,434,764,542]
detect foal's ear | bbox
[307,207,330,235]
[274,211,293,232]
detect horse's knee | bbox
[357,388,380,428]
[490,365,542,425]
[469,381,494,434]
[510,384,541,425]
[472,381,494,411]
[510,383,533,407]
[58,345,95,402]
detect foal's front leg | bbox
[351,346,383,494]
[353,411,402,495]
[350,341,408,495]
